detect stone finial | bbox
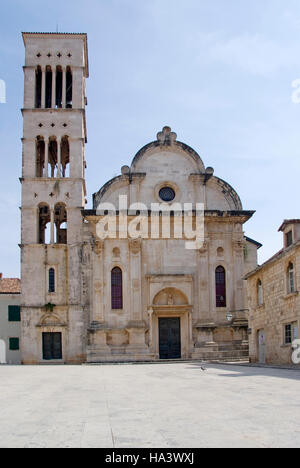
[157,126,177,146]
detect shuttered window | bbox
[8,306,21,322]
[9,338,19,351]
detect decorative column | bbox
[129,239,142,323]
[91,239,105,324]
[232,238,245,311]
[87,237,110,363]
[147,307,154,352]
[126,239,149,357]
[195,239,217,348]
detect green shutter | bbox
[8,306,21,322]
[9,338,19,351]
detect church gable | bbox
[93,126,242,212]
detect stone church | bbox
[20,33,260,364]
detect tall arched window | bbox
[66,67,73,108]
[48,137,58,178]
[35,66,42,108]
[111,267,123,309]
[257,279,263,306]
[288,263,295,294]
[216,266,226,308]
[38,204,50,244]
[49,268,55,293]
[55,66,63,108]
[61,136,70,177]
[54,203,67,244]
[45,66,52,109]
[36,136,45,177]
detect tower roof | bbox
[22,32,89,77]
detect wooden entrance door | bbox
[42,332,62,360]
[159,317,181,359]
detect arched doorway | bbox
[0,339,6,364]
[152,288,190,360]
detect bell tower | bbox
[20,33,89,364]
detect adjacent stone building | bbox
[0,274,21,364]
[20,32,259,364]
[246,220,300,365]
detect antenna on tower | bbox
[56,24,59,33]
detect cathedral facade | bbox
[20,33,259,364]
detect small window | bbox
[49,268,55,293]
[9,338,19,351]
[257,280,263,306]
[286,231,293,248]
[8,306,21,322]
[288,263,295,294]
[285,323,298,345]
[159,187,175,202]
[285,324,292,344]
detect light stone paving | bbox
[0,362,299,448]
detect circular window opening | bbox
[159,187,176,202]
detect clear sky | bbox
[0,0,300,277]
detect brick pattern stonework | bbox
[246,225,300,365]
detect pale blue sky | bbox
[0,0,300,277]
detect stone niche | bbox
[153,287,188,306]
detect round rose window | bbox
[159,187,176,202]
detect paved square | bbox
[0,362,299,448]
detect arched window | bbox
[55,66,63,108]
[257,279,263,306]
[111,267,123,309]
[36,136,45,177]
[61,136,70,177]
[66,67,72,108]
[45,66,52,109]
[49,268,55,293]
[54,204,67,244]
[288,263,295,294]
[216,266,226,308]
[35,66,42,108]
[48,137,58,178]
[38,204,50,244]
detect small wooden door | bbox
[258,329,266,364]
[159,318,181,359]
[42,332,62,360]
